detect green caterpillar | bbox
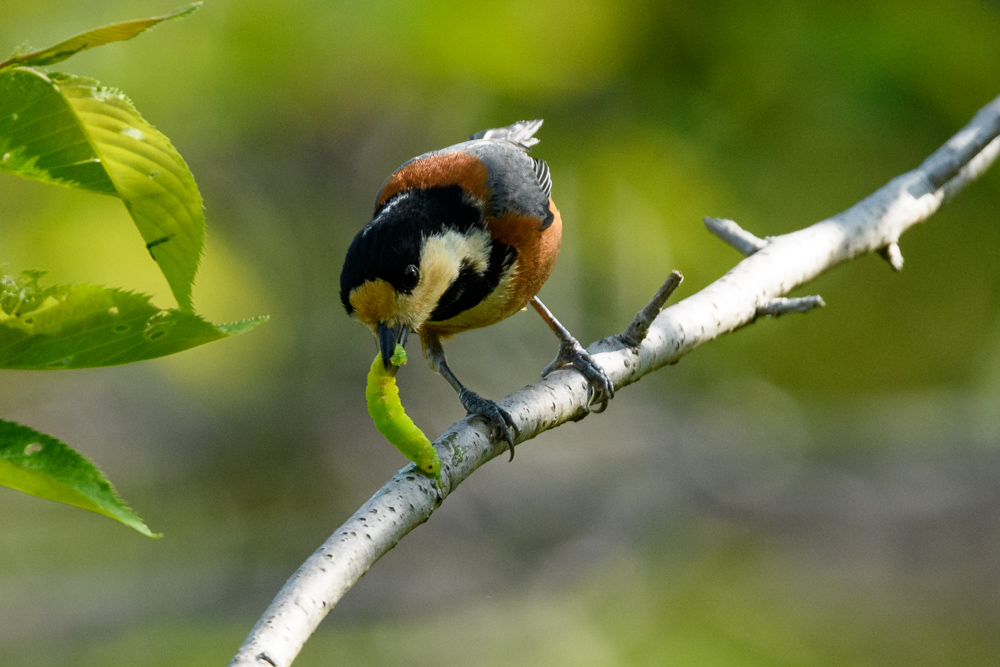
[366,344,441,480]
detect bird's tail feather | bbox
[469,119,543,148]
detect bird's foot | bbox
[459,389,518,459]
[542,340,615,413]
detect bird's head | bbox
[340,185,491,368]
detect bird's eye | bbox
[401,264,420,291]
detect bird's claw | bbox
[459,389,519,460]
[542,340,615,413]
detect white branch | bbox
[878,242,905,271]
[757,295,826,318]
[229,94,1000,667]
[618,270,684,347]
[703,216,768,256]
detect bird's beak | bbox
[378,322,409,370]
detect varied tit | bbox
[340,120,613,458]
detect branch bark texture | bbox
[230,94,1000,667]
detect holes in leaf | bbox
[143,312,174,340]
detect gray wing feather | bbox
[469,120,551,203]
[462,141,551,224]
[384,120,553,227]
[532,158,552,200]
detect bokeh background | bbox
[2,1,1000,664]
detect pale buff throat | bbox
[348,228,492,332]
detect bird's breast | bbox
[420,199,562,342]
[487,198,562,312]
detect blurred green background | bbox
[2,0,1000,664]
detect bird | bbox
[340,120,613,458]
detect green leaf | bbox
[0,271,267,369]
[0,68,116,194]
[0,418,157,537]
[0,3,201,71]
[0,67,205,310]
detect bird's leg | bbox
[425,337,519,459]
[530,297,615,413]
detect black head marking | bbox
[340,185,484,313]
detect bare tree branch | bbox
[618,270,684,347]
[703,216,768,256]
[878,242,905,271]
[229,93,1000,667]
[757,295,826,318]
